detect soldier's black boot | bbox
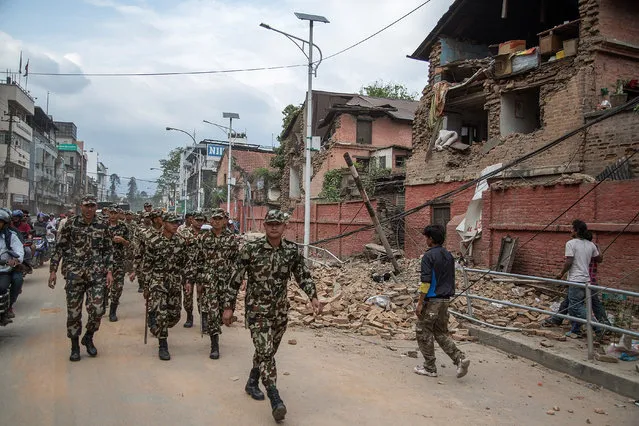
[245,368,265,401]
[109,303,118,322]
[183,311,193,328]
[81,332,98,357]
[267,387,287,422]
[69,337,81,362]
[137,285,144,293]
[201,312,208,334]
[209,334,220,359]
[158,338,170,361]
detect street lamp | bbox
[166,126,202,213]
[260,12,329,258]
[222,112,239,216]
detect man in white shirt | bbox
[556,219,601,337]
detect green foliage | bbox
[279,104,302,140]
[154,148,182,198]
[270,104,301,184]
[109,173,121,202]
[319,168,344,202]
[359,80,418,100]
[360,159,391,197]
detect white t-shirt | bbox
[565,238,599,282]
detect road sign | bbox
[207,144,225,158]
[58,143,79,152]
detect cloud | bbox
[0,0,454,186]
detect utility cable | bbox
[28,0,433,78]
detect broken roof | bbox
[318,95,419,128]
[219,145,276,175]
[409,0,579,62]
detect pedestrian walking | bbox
[556,220,602,338]
[223,209,321,422]
[194,208,239,359]
[48,195,114,362]
[414,224,470,379]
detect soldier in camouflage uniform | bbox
[194,208,239,359]
[143,202,153,213]
[48,195,114,362]
[130,211,162,294]
[177,212,203,328]
[144,212,191,360]
[105,206,131,322]
[123,211,137,275]
[223,210,321,422]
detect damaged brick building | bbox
[405,0,639,290]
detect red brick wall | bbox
[404,182,477,258]
[230,200,377,258]
[336,114,413,148]
[310,145,373,196]
[598,0,639,45]
[484,180,639,291]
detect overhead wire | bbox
[28,0,433,77]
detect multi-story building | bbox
[28,106,65,214]
[54,121,87,206]
[0,77,34,210]
[86,149,108,202]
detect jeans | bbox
[568,286,587,333]
[10,270,23,307]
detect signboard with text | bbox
[58,143,79,152]
[207,144,225,158]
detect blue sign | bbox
[207,144,225,158]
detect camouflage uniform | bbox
[133,213,161,293]
[416,300,464,373]
[123,214,137,273]
[50,201,113,339]
[107,220,130,306]
[145,214,190,340]
[225,211,316,391]
[195,210,239,337]
[178,223,202,320]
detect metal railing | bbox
[455,267,639,360]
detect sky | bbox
[0,0,454,194]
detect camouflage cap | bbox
[82,195,97,205]
[148,210,163,220]
[144,202,152,207]
[211,208,228,219]
[163,212,181,223]
[264,209,289,224]
[193,212,207,221]
[141,211,150,219]
[125,210,133,216]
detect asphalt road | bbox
[0,267,636,426]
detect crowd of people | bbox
[0,195,607,422]
[45,196,320,422]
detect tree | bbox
[359,80,418,100]
[279,104,302,140]
[127,177,138,204]
[109,173,121,202]
[139,190,148,198]
[154,148,183,210]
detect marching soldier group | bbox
[48,195,321,422]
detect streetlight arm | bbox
[259,23,323,74]
[166,127,196,144]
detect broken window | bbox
[443,89,488,145]
[355,157,370,170]
[377,156,386,169]
[395,156,406,168]
[356,117,372,145]
[432,204,451,228]
[289,166,301,198]
[500,87,541,136]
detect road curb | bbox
[467,326,639,399]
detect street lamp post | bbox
[166,126,200,214]
[222,112,239,216]
[260,13,329,258]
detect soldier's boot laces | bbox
[183,311,194,328]
[69,337,81,362]
[158,338,171,361]
[81,332,98,357]
[109,303,118,322]
[245,368,265,401]
[267,387,287,422]
[209,333,220,360]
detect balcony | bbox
[0,81,34,115]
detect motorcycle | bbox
[32,237,48,268]
[0,253,19,326]
[20,239,33,276]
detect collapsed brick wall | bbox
[483,180,639,291]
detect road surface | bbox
[0,268,636,425]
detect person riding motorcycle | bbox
[10,210,33,276]
[12,210,32,240]
[33,213,49,238]
[0,209,24,325]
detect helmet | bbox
[11,210,23,218]
[0,209,11,223]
